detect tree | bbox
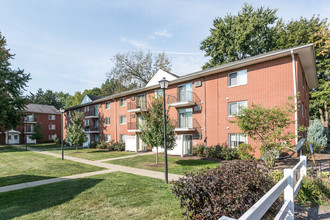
[65,112,87,152]
[0,32,31,130]
[29,88,63,109]
[140,96,176,164]
[200,4,278,69]
[108,50,172,88]
[30,124,43,142]
[307,120,328,149]
[53,134,60,144]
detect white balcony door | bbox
[183,134,193,155]
[178,108,193,128]
[137,94,146,108]
[178,83,192,102]
[137,114,145,130]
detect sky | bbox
[1,0,329,95]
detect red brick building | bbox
[0,104,62,145]
[63,44,318,157]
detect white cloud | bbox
[120,37,148,49]
[154,29,172,38]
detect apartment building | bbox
[0,104,61,145]
[63,44,317,157]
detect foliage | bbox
[28,88,64,109]
[172,160,274,219]
[0,32,31,129]
[96,141,108,149]
[193,143,206,157]
[53,134,60,144]
[65,112,87,151]
[140,96,176,164]
[260,144,281,167]
[95,140,125,151]
[30,124,43,142]
[194,143,238,160]
[269,169,284,183]
[200,4,278,69]
[307,120,328,149]
[108,50,172,88]
[303,141,325,154]
[237,143,255,160]
[297,175,330,205]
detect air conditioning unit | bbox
[193,133,202,139]
[194,106,202,111]
[194,81,202,87]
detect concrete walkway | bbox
[1,145,183,193]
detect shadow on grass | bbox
[0,146,26,153]
[174,158,219,167]
[0,175,57,187]
[0,177,103,219]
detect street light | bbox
[60,108,65,160]
[158,77,169,184]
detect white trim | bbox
[291,50,298,145]
[228,69,247,87]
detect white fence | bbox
[220,156,307,220]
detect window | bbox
[48,115,56,120]
[228,69,247,87]
[105,134,111,142]
[84,120,89,126]
[84,106,89,112]
[120,115,126,124]
[25,114,34,122]
[120,134,126,143]
[120,98,126,107]
[14,135,18,140]
[155,89,163,98]
[228,101,247,116]
[49,135,55,140]
[49,124,56,130]
[105,117,110,126]
[229,134,247,148]
[26,124,34,132]
[178,108,193,128]
[137,94,146,108]
[178,83,193,102]
[105,101,110,109]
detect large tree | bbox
[140,96,176,164]
[65,112,87,152]
[0,32,30,129]
[200,4,278,69]
[108,50,172,88]
[29,88,63,109]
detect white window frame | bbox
[105,101,110,110]
[84,106,89,112]
[228,101,247,117]
[48,124,56,130]
[120,98,126,107]
[48,115,56,120]
[49,134,55,140]
[105,117,111,126]
[84,120,89,126]
[228,69,247,87]
[120,115,126,125]
[228,134,247,148]
[105,134,111,142]
[155,89,163,98]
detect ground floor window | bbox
[14,135,18,140]
[49,135,55,140]
[120,134,126,143]
[105,134,111,142]
[228,133,247,147]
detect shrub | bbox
[260,144,281,168]
[297,176,330,205]
[89,141,99,148]
[113,142,125,151]
[193,143,206,157]
[303,141,325,154]
[53,134,60,144]
[205,145,216,158]
[237,143,254,160]
[172,160,274,219]
[96,141,108,149]
[221,146,238,160]
[307,120,328,150]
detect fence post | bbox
[284,169,294,219]
[300,156,307,178]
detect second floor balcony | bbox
[167,91,200,108]
[128,100,148,113]
[24,126,35,134]
[84,125,99,133]
[174,118,201,132]
[84,111,99,119]
[24,115,36,123]
[127,121,146,132]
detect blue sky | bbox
[1,0,329,95]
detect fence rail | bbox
[220,156,307,220]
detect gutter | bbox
[291,50,299,146]
[110,97,117,142]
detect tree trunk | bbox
[156,147,158,164]
[324,101,328,128]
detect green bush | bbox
[193,143,206,157]
[113,142,125,151]
[221,147,238,160]
[307,120,328,149]
[260,144,281,167]
[297,176,330,205]
[237,143,254,160]
[303,141,325,154]
[96,141,108,149]
[205,146,216,158]
[172,160,275,219]
[89,141,99,148]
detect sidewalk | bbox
[2,145,183,193]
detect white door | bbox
[138,135,146,151]
[183,134,193,155]
[8,134,20,144]
[83,134,90,148]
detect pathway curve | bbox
[0,145,183,193]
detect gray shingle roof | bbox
[24,104,60,114]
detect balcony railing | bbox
[127,122,145,132]
[127,100,148,112]
[175,118,201,133]
[167,91,200,107]
[84,126,99,133]
[24,116,36,123]
[84,111,99,118]
[24,127,35,133]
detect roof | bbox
[87,94,101,101]
[65,44,318,110]
[145,69,179,87]
[24,104,60,114]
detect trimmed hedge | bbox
[193,143,238,160]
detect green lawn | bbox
[0,172,182,220]
[0,146,103,187]
[25,143,135,161]
[108,154,220,175]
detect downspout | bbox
[111,97,117,142]
[291,50,298,146]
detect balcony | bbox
[85,111,99,119]
[167,91,200,108]
[175,118,201,132]
[84,126,99,133]
[127,101,148,113]
[127,122,146,132]
[23,116,36,123]
[24,127,35,134]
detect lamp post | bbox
[60,108,65,160]
[158,77,169,184]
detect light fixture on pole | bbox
[158,77,169,184]
[60,108,65,160]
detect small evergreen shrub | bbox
[205,145,216,158]
[221,147,238,160]
[113,142,125,151]
[96,141,108,149]
[237,143,254,160]
[260,144,281,167]
[307,120,328,150]
[172,160,274,219]
[193,143,206,157]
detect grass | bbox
[25,143,135,161]
[0,172,182,220]
[108,154,220,175]
[0,145,103,187]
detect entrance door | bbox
[183,134,193,155]
[137,135,146,151]
[83,134,90,148]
